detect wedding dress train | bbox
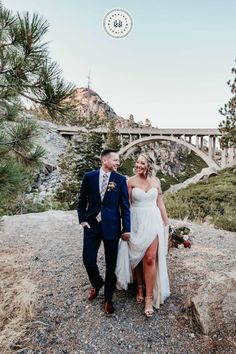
[115,187,170,309]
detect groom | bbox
[77,149,130,315]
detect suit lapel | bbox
[103,171,116,201]
[108,171,114,183]
[94,169,101,201]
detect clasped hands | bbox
[121,232,130,241]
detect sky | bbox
[3,0,236,128]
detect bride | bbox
[115,154,170,317]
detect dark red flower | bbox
[183,241,191,248]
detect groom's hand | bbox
[121,232,130,241]
[81,222,91,229]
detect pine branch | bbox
[12,144,45,167]
[0,2,77,212]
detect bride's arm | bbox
[155,178,169,226]
[127,178,133,204]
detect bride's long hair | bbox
[135,153,154,177]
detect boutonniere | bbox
[107,181,116,191]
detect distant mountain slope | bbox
[71,87,117,119]
[32,87,153,129]
[164,166,236,231]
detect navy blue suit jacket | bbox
[77,169,130,240]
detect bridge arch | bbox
[119,135,220,170]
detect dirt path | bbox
[0,211,235,354]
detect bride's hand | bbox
[121,233,130,241]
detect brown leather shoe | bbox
[104,300,115,316]
[88,287,99,301]
[88,281,104,301]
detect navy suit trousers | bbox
[82,221,119,301]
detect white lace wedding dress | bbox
[115,187,170,309]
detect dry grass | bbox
[0,249,37,353]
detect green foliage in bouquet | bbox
[169,225,192,248]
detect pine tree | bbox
[106,119,121,150]
[54,137,86,209]
[0,3,76,214]
[54,118,103,209]
[219,61,236,148]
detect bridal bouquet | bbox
[169,224,192,249]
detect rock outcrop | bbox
[29,120,67,202]
[191,271,236,336]
[34,120,67,168]
[71,87,117,120]
[67,88,153,129]
[172,219,236,339]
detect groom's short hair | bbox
[101,149,118,158]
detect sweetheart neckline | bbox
[132,187,157,194]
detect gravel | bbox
[0,210,235,354]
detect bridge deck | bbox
[57,125,220,136]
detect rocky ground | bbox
[0,211,235,354]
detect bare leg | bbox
[135,261,143,286]
[134,261,144,303]
[143,237,159,316]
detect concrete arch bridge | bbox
[57,126,236,170]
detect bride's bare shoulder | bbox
[151,176,161,188]
[127,175,138,187]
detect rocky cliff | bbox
[33,87,153,129]
[70,87,153,129]
[71,87,117,120]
